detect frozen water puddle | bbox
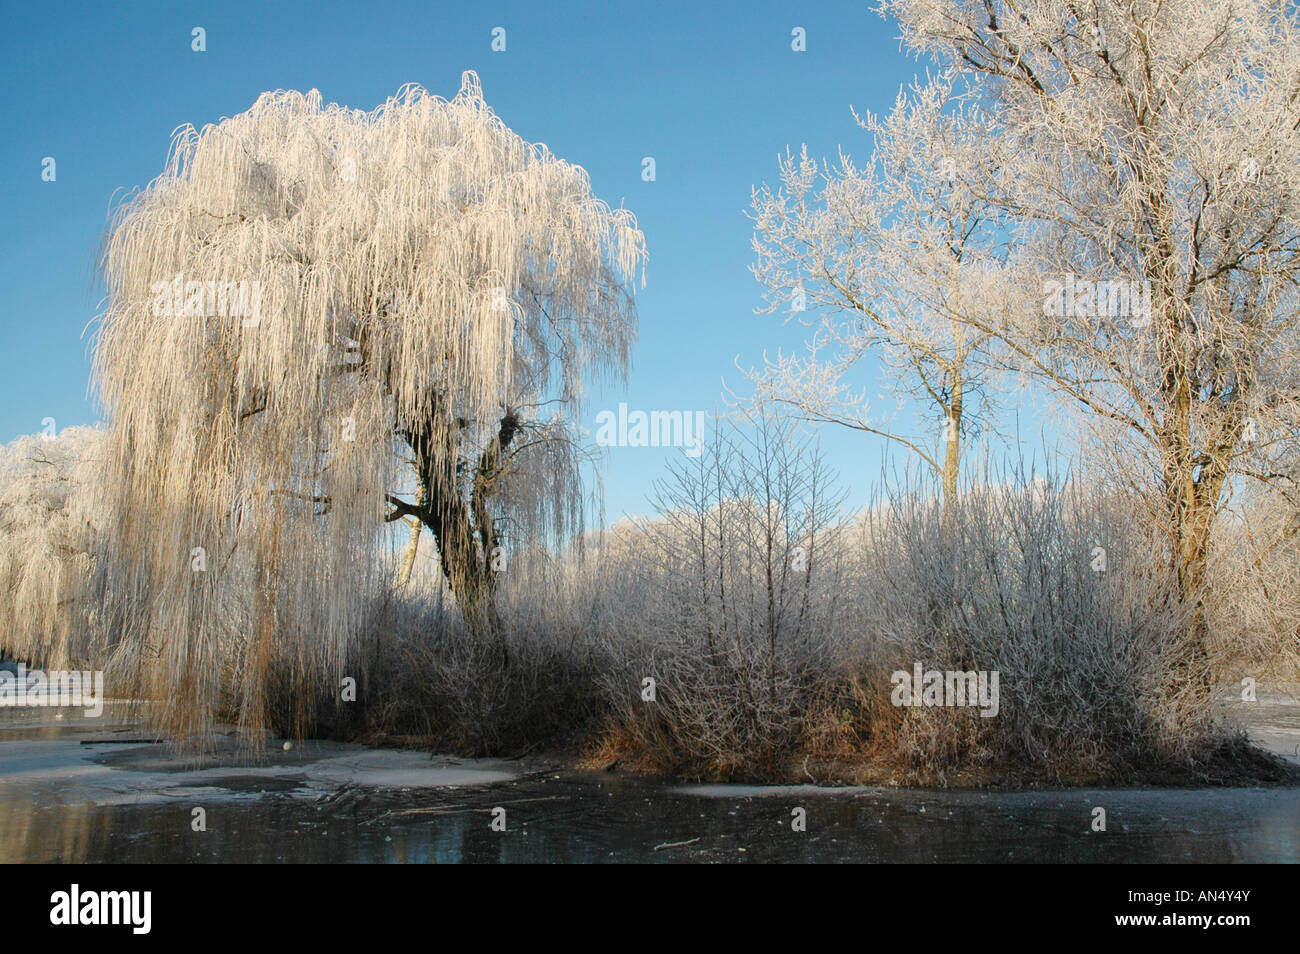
[0,733,520,807]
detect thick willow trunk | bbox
[391,399,516,667]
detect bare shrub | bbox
[336,549,611,756]
[1206,484,1300,681]
[597,406,849,776]
[843,465,1225,782]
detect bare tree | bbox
[618,406,848,773]
[93,73,645,739]
[880,0,1300,689]
[749,72,1012,505]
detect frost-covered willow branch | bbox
[92,72,646,742]
[0,428,107,670]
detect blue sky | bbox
[0,0,1048,521]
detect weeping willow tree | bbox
[93,72,646,741]
[0,427,108,670]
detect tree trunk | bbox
[1159,416,1232,705]
[942,420,960,507]
[394,400,515,668]
[398,517,421,586]
[941,375,963,522]
[397,486,425,587]
[1163,465,1226,701]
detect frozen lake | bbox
[1,690,1297,863]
